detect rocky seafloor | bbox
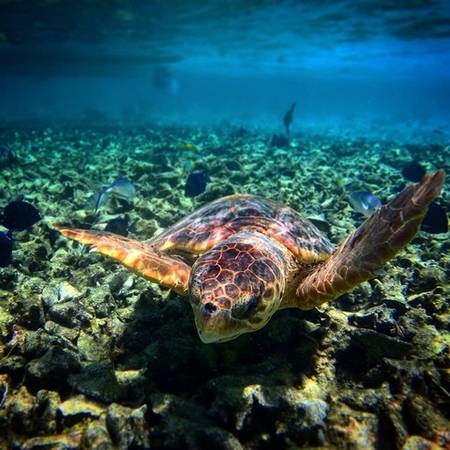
[0,124,448,450]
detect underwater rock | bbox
[76,331,112,362]
[404,394,450,445]
[151,393,243,450]
[339,384,391,413]
[410,323,449,362]
[58,395,104,421]
[85,286,116,318]
[48,301,82,328]
[44,320,79,343]
[350,328,412,359]
[0,355,26,376]
[335,328,413,383]
[6,385,37,434]
[68,362,125,403]
[207,376,328,446]
[402,435,447,450]
[407,266,442,295]
[328,403,378,449]
[108,270,133,296]
[106,403,150,449]
[349,305,399,336]
[82,420,113,449]
[23,329,63,359]
[20,433,82,450]
[34,390,61,434]
[26,346,81,383]
[9,295,44,330]
[0,267,18,291]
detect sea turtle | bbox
[57,171,444,343]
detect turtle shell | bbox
[150,195,334,263]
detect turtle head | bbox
[188,232,288,343]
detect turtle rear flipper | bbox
[57,228,190,295]
[295,170,445,309]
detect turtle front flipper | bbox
[294,170,445,309]
[57,228,190,295]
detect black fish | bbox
[283,102,296,136]
[105,217,129,237]
[0,201,41,267]
[0,145,17,168]
[421,202,448,234]
[185,170,208,197]
[2,201,41,231]
[402,161,426,182]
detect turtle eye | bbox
[231,295,261,320]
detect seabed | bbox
[0,124,449,449]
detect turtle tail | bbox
[56,228,190,295]
[295,170,445,309]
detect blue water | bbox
[1,0,450,135]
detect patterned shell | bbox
[150,195,335,263]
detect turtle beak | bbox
[192,304,245,344]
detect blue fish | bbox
[348,191,382,217]
[94,177,136,212]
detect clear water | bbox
[1,0,450,135]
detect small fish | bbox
[0,145,17,168]
[283,102,296,136]
[0,380,8,408]
[0,200,41,267]
[402,161,426,182]
[348,191,382,217]
[2,200,41,231]
[105,217,129,237]
[95,177,136,212]
[421,202,448,234]
[185,170,208,197]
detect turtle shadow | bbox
[115,290,324,396]
[110,292,329,447]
